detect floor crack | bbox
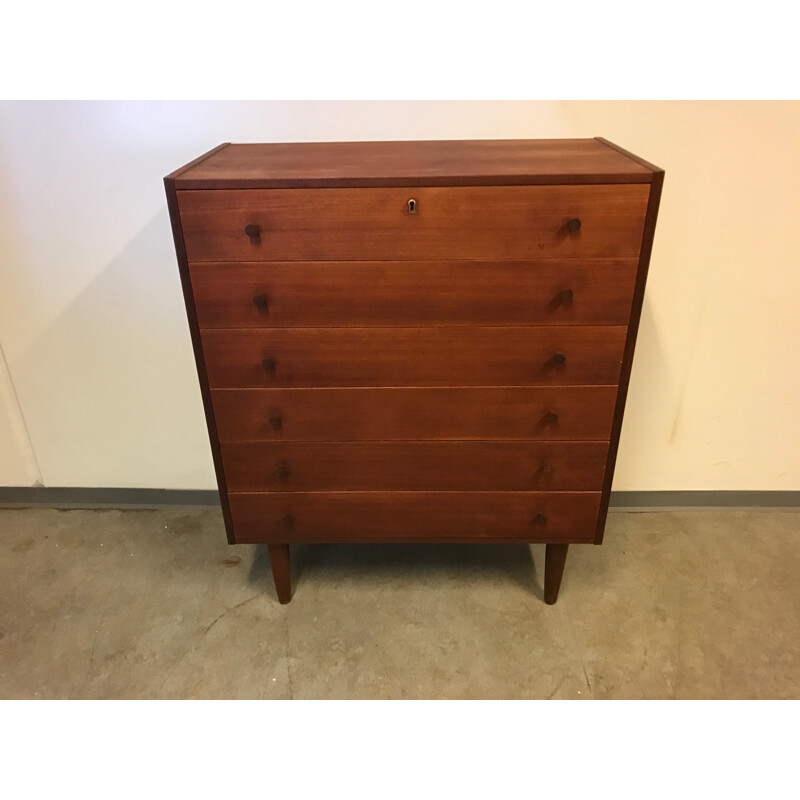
[547,675,565,700]
[200,595,259,638]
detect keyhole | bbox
[407,198,417,215]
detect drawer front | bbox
[178,185,649,262]
[227,491,601,543]
[211,386,618,442]
[189,260,638,328]
[221,441,609,491]
[201,326,627,388]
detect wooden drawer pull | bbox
[252,294,269,310]
[269,415,283,431]
[558,288,574,305]
[566,218,581,233]
[551,352,566,366]
[274,463,289,481]
[281,514,294,530]
[533,513,548,525]
[542,410,559,425]
[539,464,555,475]
[262,357,276,372]
[244,224,261,240]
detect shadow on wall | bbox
[8,210,215,489]
[612,293,672,491]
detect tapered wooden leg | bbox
[544,543,569,605]
[268,544,292,604]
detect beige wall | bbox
[0,342,40,486]
[0,101,797,490]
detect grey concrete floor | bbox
[0,506,798,699]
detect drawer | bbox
[211,386,618,442]
[189,259,639,328]
[221,441,609,491]
[227,491,602,543]
[177,185,649,262]
[202,326,627,388]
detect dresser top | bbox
[167,138,660,189]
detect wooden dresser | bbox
[165,138,663,605]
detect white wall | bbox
[0,101,797,490]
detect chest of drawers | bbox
[165,138,663,605]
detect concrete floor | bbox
[0,506,798,699]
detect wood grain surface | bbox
[220,440,609,492]
[200,326,627,388]
[164,172,237,544]
[594,173,664,543]
[172,139,655,189]
[211,386,619,442]
[189,259,639,328]
[177,184,649,262]
[227,491,602,543]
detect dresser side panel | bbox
[595,170,664,543]
[164,176,236,543]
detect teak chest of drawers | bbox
[165,138,663,605]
